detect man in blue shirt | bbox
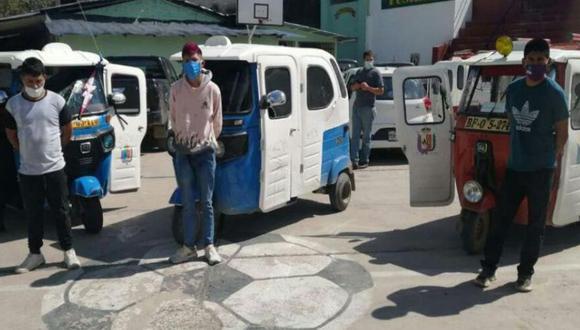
[350,50,384,169]
[473,39,569,292]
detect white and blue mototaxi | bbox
[0,43,147,233]
[167,37,355,244]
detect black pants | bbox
[482,168,553,278]
[19,169,73,254]
[0,142,17,228]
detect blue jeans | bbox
[175,149,216,247]
[350,106,376,164]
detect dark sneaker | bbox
[515,277,533,292]
[358,162,369,169]
[473,271,496,288]
[353,163,359,170]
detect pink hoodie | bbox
[169,70,223,149]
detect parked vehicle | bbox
[167,36,355,243]
[393,39,580,253]
[107,56,178,150]
[338,59,359,72]
[344,66,434,149]
[0,43,147,233]
[374,61,415,68]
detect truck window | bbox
[111,74,141,116]
[330,59,347,98]
[447,70,453,92]
[460,66,522,116]
[265,67,292,119]
[0,65,11,90]
[307,66,334,110]
[457,65,465,90]
[204,60,252,114]
[403,76,444,125]
[377,76,394,100]
[108,57,165,80]
[571,74,580,130]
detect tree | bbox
[0,0,59,18]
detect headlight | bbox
[101,133,115,153]
[463,180,483,203]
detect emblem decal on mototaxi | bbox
[417,127,436,154]
[121,146,133,163]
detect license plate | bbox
[72,118,99,129]
[464,116,510,133]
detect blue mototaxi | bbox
[0,43,148,233]
[168,36,355,243]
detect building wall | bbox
[322,0,473,64]
[454,0,473,36]
[321,0,368,61]
[367,1,455,65]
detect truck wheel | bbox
[460,209,490,255]
[329,172,352,212]
[172,206,184,245]
[70,197,83,227]
[80,197,103,234]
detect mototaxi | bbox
[393,40,580,253]
[167,36,355,243]
[0,43,147,233]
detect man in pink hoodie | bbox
[169,42,223,265]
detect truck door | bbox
[553,60,580,225]
[104,64,147,192]
[258,55,300,211]
[394,66,454,206]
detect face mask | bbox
[526,64,547,82]
[24,85,45,99]
[183,61,201,81]
[364,61,374,70]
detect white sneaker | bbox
[64,249,81,270]
[15,253,46,274]
[205,245,222,265]
[169,246,197,264]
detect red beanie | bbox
[182,42,202,57]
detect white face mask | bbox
[24,86,45,99]
[364,60,374,69]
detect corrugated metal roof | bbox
[44,19,302,38]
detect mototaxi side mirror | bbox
[108,92,126,106]
[0,90,8,104]
[260,90,286,110]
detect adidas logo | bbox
[512,101,539,127]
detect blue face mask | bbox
[183,61,201,80]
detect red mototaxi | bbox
[394,47,580,254]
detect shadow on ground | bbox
[372,281,517,320]
[310,215,580,276]
[369,148,408,166]
[0,195,336,282]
